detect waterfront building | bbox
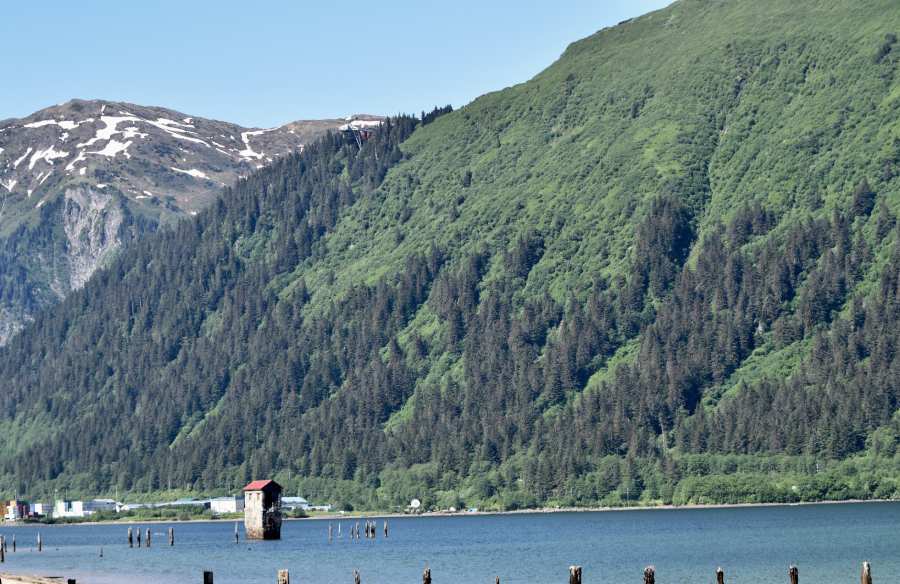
[243,479,282,539]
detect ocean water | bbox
[0,502,898,584]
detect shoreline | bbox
[0,575,68,584]
[310,497,900,521]
[6,497,898,527]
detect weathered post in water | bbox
[789,565,799,584]
[234,522,239,544]
[717,567,725,584]
[146,528,152,547]
[136,528,142,547]
[328,522,333,542]
[169,527,175,546]
[354,569,361,584]
[67,579,76,584]
[11,535,15,553]
[37,533,42,552]
[100,547,103,558]
[128,527,133,547]
[422,568,432,584]
[861,562,872,584]
[277,569,290,584]
[1,536,6,563]
[384,519,388,538]
[644,566,655,584]
[203,571,214,584]
[569,566,582,584]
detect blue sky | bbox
[1,1,671,128]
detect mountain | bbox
[1,0,900,510]
[0,99,380,343]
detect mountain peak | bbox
[0,100,382,342]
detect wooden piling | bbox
[861,562,872,584]
[383,520,388,538]
[146,528,151,547]
[422,568,432,584]
[203,571,214,584]
[644,566,655,584]
[354,569,361,584]
[136,528,142,547]
[277,569,290,584]
[568,566,582,584]
[328,522,333,542]
[716,567,725,584]
[128,527,133,547]
[1,536,5,563]
[495,577,500,584]
[67,579,76,584]
[100,547,103,558]
[789,566,798,584]
[37,533,42,552]
[169,527,175,546]
[234,522,239,544]
[11,535,14,553]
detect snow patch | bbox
[1,179,16,192]
[238,129,272,160]
[78,115,210,152]
[14,148,33,168]
[93,139,132,159]
[29,145,70,169]
[24,119,87,130]
[65,151,86,172]
[171,167,209,179]
[338,119,383,131]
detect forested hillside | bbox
[2,0,900,510]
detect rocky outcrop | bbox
[61,186,124,290]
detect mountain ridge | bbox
[0,99,381,343]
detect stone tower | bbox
[243,479,283,540]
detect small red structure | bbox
[243,479,283,540]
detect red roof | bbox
[243,479,280,492]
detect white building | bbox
[54,500,85,518]
[281,496,309,511]
[31,502,50,517]
[210,496,244,514]
[54,499,118,518]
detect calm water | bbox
[1,503,899,584]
